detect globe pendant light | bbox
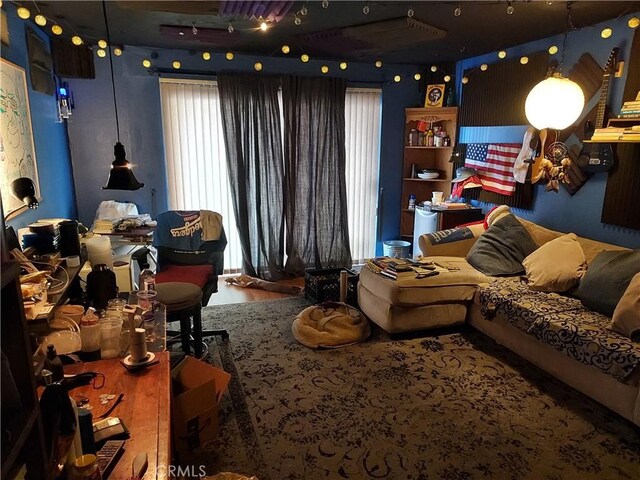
[101,0,144,190]
[524,2,584,131]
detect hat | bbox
[451,167,479,183]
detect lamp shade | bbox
[11,177,39,209]
[525,73,585,130]
[103,142,145,190]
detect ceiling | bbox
[32,1,640,64]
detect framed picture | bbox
[425,84,445,108]
[0,58,41,218]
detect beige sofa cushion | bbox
[359,257,490,306]
[522,233,588,292]
[611,273,640,341]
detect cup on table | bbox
[136,290,157,312]
[432,191,444,205]
[99,317,123,359]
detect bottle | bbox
[408,194,416,210]
[139,264,155,291]
[411,164,417,178]
[427,128,434,147]
[44,344,64,382]
[80,315,101,361]
[408,129,416,146]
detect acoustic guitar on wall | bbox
[577,48,619,173]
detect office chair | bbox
[152,210,229,357]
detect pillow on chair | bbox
[155,264,212,288]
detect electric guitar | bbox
[577,48,619,173]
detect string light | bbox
[322,0,329,8]
[375,60,383,68]
[71,36,83,46]
[51,24,63,35]
[260,21,268,31]
[340,61,347,70]
[98,39,108,48]
[363,2,370,15]
[294,14,301,25]
[172,61,181,69]
[282,45,290,54]
[17,7,30,20]
[498,50,507,59]
[414,73,421,80]
[301,54,310,63]
[548,45,558,55]
[394,75,401,83]
[97,49,106,58]
[142,59,151,68]
[321,65,329,74]
[454,4,462,17]
[444,75,451,82]
[629,17,640,29]
[520,56,529,64]
[226,52,234,60]
[202,52,211,60]
[228,23,234,33]
[113,47,123,56]
[462,76,469,84]
[254,62,263,71]
[35,15,47,26]
[506,2,515,15]
[480,64,488,71]
[407,5,414,18]
[601,27,613,38]
[430,65,437,72]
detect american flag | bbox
[465,143,521,196]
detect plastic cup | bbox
[136,290,157,311]
[100,318,122,359]
[432,191,444,205]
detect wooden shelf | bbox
[404,146,453,150]
[403,177,451,182]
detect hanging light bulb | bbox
[192,23,198,35]
[142,59,152,68]
[340,61,347,70]
[226,52,234,60]
[454,5,462,17]
[294,14,301,25]
[322,0,329,8]
[548,45,558,55]
[113,47,123,56]
[282,45,290,54]
[525,73,584,130]
[462,76,469,84]
[520,56,529,65]
[506,2,515,15]
[628,17,640,29]
[394,75,401,83]
[375,60,383,68]
[321,65,329,74]
[260,21,268,31]
[300,3,308,16]
[601,28,613,39]
[202,51,211,61]
[480,64,488,71]
[444,75,451,82]
[35,14,47,26]
[414,73,421,81]
[498,50,507,59]
[98,39,108,48]
[254,62,263,71]
[51,24,63,35]
[97,49,106,58]
[301,54,310,63]
[72,36,83,46]
[363,2,370,15]
[172,61,181,69]
[228,22,234,33]
[407,5,414,18]
[430,65,438,73]
[17,7,30,20]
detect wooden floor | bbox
[207,275,305,306]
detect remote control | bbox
[95,440,125,478]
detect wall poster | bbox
[0,58,40,218]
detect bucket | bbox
[383,240,411,258]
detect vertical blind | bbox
[159,79,243,272]
[159,80,382,272]
[344,88,382,264]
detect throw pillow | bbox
[611,273,640,341]
[578,249,640,317]
[522,233,587,292]
[466,214,538,276]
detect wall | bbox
[456,13,640,248]
[1,4,77,229]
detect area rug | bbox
[195,297,640,480]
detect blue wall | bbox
[1,4,77,229]
[456,13,640,248]
[66,46,423,252]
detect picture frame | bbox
[0,58,41,219]
[425,84,445,108]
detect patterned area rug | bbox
[195,297,640,480]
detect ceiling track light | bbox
[454,4,462,17]
[192,23,198,35]
[363,1,370,15]
[507,2,515,15]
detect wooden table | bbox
[64,352,171,480]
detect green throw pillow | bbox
[578,249,640,317]
[466,214,538,276]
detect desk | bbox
[65,352,171,480]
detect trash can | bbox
[382,240,411,258]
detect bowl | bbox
[418,172,439,179]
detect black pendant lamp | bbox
[101,0,144,190]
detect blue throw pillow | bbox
[578,249,640,317]
[466,214,538,276]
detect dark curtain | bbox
[218,74,285,280]
[282,76,352,275]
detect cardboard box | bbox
[171,356,231,459]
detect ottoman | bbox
[357,257,490,333]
